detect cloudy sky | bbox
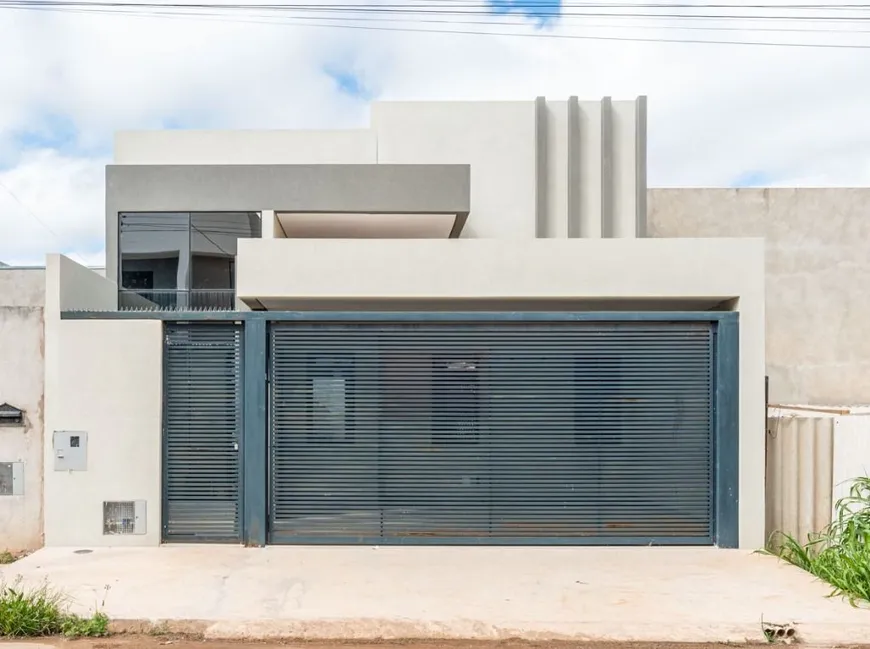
[0,0,868,265]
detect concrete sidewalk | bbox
[2,546,867,644]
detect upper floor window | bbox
[118,212,260,310]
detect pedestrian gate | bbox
[268,319,718,544]
[163,324,243,541]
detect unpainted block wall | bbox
[0,269,45,551]
[649,188,870,406]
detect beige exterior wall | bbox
[0,269,45,551]
[115,98,645,241]
[371,101,537,240]
[44,256,162,546]
[237,237,766,549]
[649,188,870,406]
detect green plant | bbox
[0,577,109,637]
[61,611,109,638]
[0,552,15,565]
[768,476,870,606]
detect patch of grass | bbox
[767,475,870,606]
[0,551,16,565]
[61,611,109,638]
[0,577,110,638]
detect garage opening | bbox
[268,318,719,545]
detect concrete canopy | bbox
[105,164,471,283]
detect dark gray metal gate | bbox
[268,320,718,544]
[163,324,243,542]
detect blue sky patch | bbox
[731,170,773,187]
[162,117,195,130]
[488,0,561,25]
[324,65,375,101]
[14,113,78,151]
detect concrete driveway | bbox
[2,546,867,644]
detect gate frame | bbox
[64,310,740,548]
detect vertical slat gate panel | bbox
[269,320,715,545]
[164,323,242,542]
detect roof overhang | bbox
[274,212,460,239]
[105,163,471,253]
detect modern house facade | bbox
[9,97,767,551]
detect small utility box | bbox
[53,431,88,471]
[0,462,24,495]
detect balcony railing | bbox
[118,289,236,311]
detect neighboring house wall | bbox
[0,268,45,551]
[766,409,870,543]
[649,188,870,406]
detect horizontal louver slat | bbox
[269,320,715,545]
[164,324,242,541]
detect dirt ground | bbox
[0,637,821,649]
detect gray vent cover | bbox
[103,500,146,535]
[0,462,23,496]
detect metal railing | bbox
[118,289,236,311]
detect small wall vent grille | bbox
[103,500,146,535]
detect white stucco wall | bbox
[372,101,537,240]
[238,237,767,549]
[43,256,162,547]
[0,268,45,551]
[43,319,162,547]
[46,255,117,313]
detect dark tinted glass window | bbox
[119,212,190,292]
[118,212,260,309]
[190,212,260,291]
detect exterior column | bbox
[242,316,268,546]
[261,210,277,238]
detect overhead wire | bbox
[0,178,92,266]
[4,0,870,47]
[7,0,870,20]
[0,1,860,258]
[23,3,870,34]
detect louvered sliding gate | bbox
[268,319,717,544]
[163,324,243,542]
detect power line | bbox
[6,1,870,47]
[0,178,91,266]
[8,0,870,8]
[27,3,870,33]
[7,0,870,21]
[9,0,870,21]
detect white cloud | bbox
[0,148,105,266]
[1,1,869,264]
